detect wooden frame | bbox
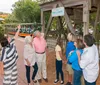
[40,0,98,37]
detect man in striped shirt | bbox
[0,25,21,85]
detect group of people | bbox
[54,33,99,85]
[24,30,48,85]
[0,25,48,85]
[0,25,99,85]
[15,27,32,34]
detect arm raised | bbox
[14,25,21,40]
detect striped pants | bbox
[3,65,18,85]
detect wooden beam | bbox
[57,17,62,38]
[93,0,100,37]
[41,10,45,33]
[58,16,67,40]
[44,4,57,38]
[40,0,86,11]
[64,10,75,34]
[83,1,89,36]
[45,14,53,38]
[59,2,75,35]
[88,0,91,10]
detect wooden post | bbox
[88,0,91,10]
[64,9,75,35]
[93,0,100,55]
[58,16,62,38]
[83,0,90,36]
[93,0,100,38]
[58,2,75,35]
[44,4,57,38]
[57,16,65,52]
[41,10,45,33]
[45,14,53,38]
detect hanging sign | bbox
[52,7,64,17]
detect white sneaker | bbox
[54,79,59,84]
[61,80,64,84]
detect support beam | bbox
[40,0,86,11]
[59,2,75,35]
[45,4,57,38]
[88,0,91,10]
[58,16,67,40]
[45,14,53,38]
[93,0,100,37]
[83,0,90,36]
[41,10,45,33]
[57,17,61,39]
[64,10,75,35]
[57,16,63,38]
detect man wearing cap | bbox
[33,30,48,83]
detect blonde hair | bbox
[76,39,85,49]
[25,36,32,44]
[67,33,76,41]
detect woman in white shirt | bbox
[78,34,99,85]
[24,36,38,85]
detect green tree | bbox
[0,24,4,39]
[5,14,19,23]
[12,0,40,23]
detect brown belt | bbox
[36,52,45,54]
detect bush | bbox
[0,24,4,40]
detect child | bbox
[65,33,76,85]
[68,39,84,85]
[54,39,64,84]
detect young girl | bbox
[54,39,64,84]
[24,36,38,85]
[68,39,84,85]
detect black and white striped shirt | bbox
[1,39,18,70]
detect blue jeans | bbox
[25,63,38,83]
[85,80,96,85]
[56,59,64,81]
[73,69,82,85]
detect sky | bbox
[0,0,19,13]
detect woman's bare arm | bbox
[14,25,21,40]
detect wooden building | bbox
[40,0,99,37]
